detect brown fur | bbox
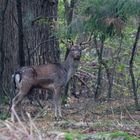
[11,45,81,121]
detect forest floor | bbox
[0,96,140,140]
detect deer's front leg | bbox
[53,87,62,121]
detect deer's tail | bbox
[12,71,22,89]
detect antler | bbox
[80,36,92,46]
[80,32,93,50]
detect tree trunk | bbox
[16,0,25,66]
[21,0,59,101]
[101,61,113,100]
[0,0,59,107]
[94,36,105,100]
[0,0,9,105]
[129,25,140,110]
[22,0,59,65]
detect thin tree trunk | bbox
[129,25,140,110]
[94,36,105,100]
[95,64,102,99]
[101,61,113,100]
[16,0,25,66]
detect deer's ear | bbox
[67,40,74,50]
[67,39,74,45]
[61,39,73,50]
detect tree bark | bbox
[0,0,9,105]
[0,0,9,80]
[21,0,60,101]
[16,0,25,66]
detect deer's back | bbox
[34,64,67,88]
[14,63,67,90]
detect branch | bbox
[29,38,58,56]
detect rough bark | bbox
[22,0,59,65]
[0,0,9,105]
[16,0,25,66]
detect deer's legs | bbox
[11,92,25,121]
[53,87,62,120]
[11,85,31,121]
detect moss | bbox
[64,131,139,140]
[110,132,139,140]
[65,133,74,140]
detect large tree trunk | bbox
[22,0,59,65]
[0,0,19,109]
[0,0,59,108]
[21,0,59,102]
[0,0,8,105]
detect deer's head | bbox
[68,45,81,60]
[62,34,92,61]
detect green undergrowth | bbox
[0,113,8,120]
[110,132,139,140]
[64,131,140,140]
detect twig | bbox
[29,38,58,56]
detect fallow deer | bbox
[11,40,91,121]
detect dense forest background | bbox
[0,0,140,139]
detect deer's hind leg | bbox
[11,82,31,122]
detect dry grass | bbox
[0,110,44,140]
[0,97,140,139]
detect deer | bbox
[11,40,91,121]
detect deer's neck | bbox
[63,54,79,83]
